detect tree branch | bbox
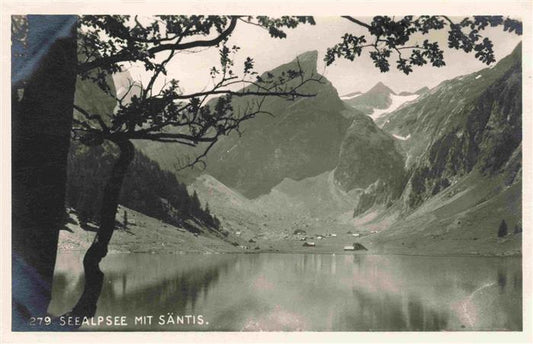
[342,16,372,29]
[178,139,218,171]
[177,89,316,99]
[78,16,239,74]
[73,104,109,132]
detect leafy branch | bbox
[326,15,522,74]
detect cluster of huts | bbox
[295,229,368,251]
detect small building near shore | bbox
[353,243,368,250]
[344,243,368,251]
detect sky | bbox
[125,16,522,97]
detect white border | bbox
[1,1,532,343]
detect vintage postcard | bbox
[2,0,532,343]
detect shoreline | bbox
[58,205,521,259]
[57,248,522,258]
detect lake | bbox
[48,253,522,331]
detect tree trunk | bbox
[69,139,134,319]
[12,16,77,330]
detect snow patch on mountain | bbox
[392,133,411,141]
[340,92,362,100]
[369,94,419,120]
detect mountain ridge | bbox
[187,43,522,256]
[202,51,351,198]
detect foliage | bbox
[73,15,321,169]
[66,142,219,230]
[325,16,522,74]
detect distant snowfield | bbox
[340,92,362,100]
[369,94,419,120]
[392,133,411,141]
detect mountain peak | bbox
[367,82,395,95]
[258,50,319,83]
[296,50,318,61]
[414,86,429,95]
[292,50,318,73]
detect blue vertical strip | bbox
[12,15,78,87]
[12,14,78,331]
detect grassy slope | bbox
[58,169,522,256]
[356,172,521,256]
[58,205,244,254]
[188,166,522,256]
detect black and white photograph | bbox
[3,1,532,341]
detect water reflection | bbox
[49,253,522,331]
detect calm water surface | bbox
[49,253,522,331]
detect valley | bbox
[62,43,523,258]
[183,43,523,257]
[14,14,526,334]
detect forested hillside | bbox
[65,142,220,231]
[66,71,221,233]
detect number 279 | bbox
[29,316,52,326]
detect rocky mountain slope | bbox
[344,81,395,114]
[333,113,406,215]
[380,43,521,169]
[131,51,353,197]
[201,53,410,210]
[203,51,351,198]
[384,43,522,210]
[188,43,522,256]
[342,82,424,121]
[351,43,523,255]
